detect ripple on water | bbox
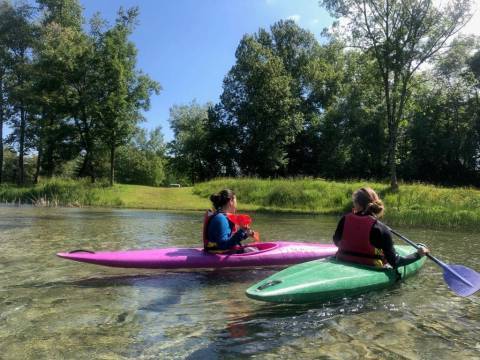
[0,207,479,359]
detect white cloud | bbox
[287,14,301,23]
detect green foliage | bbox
[0,179,210,210]
[94,7,161,185]
[193,178,480,228]
[0,0,37,184]
[0,177,119,206]
[1,146,36,184]
[0,1,160,186]
[398,36,480,185]
[321,0,474,188]
[115,127,166,186]
[168,101,211,184]
[220,21,309,176]
[0,1,479,190]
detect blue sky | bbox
[79,0,333,141]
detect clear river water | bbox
[0,206,479,359]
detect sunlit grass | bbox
[112,184,209,210]
[193,178,480,228]
[0,179,210,210]
[1,177,478,228]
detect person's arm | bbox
[370,223,420,268]
[208,215,248,249]
[333,216,346,246]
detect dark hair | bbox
[352,187,385,217]
[210,189,235,210]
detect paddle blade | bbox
[226,214,252,227]
[443,265,480,297]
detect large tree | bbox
[399,36,480,184]
[218,20,347,177]
[0,1,13,183]
[95,7,160,186]
[321,0,473,188]
[168,101,211,184]
[1,1,36,184]
[33,0,84,181]
[220,25,303,177]
[116,126,166,186]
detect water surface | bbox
[0,206,479,359]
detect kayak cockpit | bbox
[223,242,279,256]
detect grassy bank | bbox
[0,179,209,210]
[1,178,479,228]
[193,178,480,229]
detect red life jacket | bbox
[202,210,238,251]
[336,213,386,267]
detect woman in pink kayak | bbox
[333,187,429,268]
[203,189,256,253]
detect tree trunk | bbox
[109,144,115,186]
[0,75,3,184]
[46,143,54,177]
[383,70,399,190]
[76,110,95,183]
[18,105,25,185]
[34,145,42,184]
[45,116,54,177]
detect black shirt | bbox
[333,213,419,268]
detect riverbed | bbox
[0,207,478,359]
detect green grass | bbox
[1,177,479,228]
[0,179,210,210]
[193,178,480,229]
[109,184,209,210]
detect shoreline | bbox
[1,178,479,229]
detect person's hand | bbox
[417,245,429,257]
[245,228,255,238]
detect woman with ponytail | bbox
[203,189,256,253]
[333,187,428,268]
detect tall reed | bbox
[194,178,480,228]
[0,178,123,207]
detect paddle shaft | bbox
[388,227,445,268]
[388,227,475,287]
[380,222,480,296]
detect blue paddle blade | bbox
[443,265,480,297]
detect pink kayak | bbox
[56,242,337,269]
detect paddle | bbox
[226,213,261,243]
[387,226,480,297]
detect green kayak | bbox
[245,245,426,304]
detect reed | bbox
[0,179,209,210]
[0,178,122,207]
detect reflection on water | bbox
[0,206,479,359]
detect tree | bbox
[0,1,36,184]
[33,0,84,181]
[0,1,14,183]
[116,127,166,186]
[38,0,83,30]
[315,49,387,179]
[269,22,344,176]
[220,29,303,176]
[95,7,160,186]
[168,101,211,184]
[202,104,241,178]
[321,0,473,189]
[399,36,480,184]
